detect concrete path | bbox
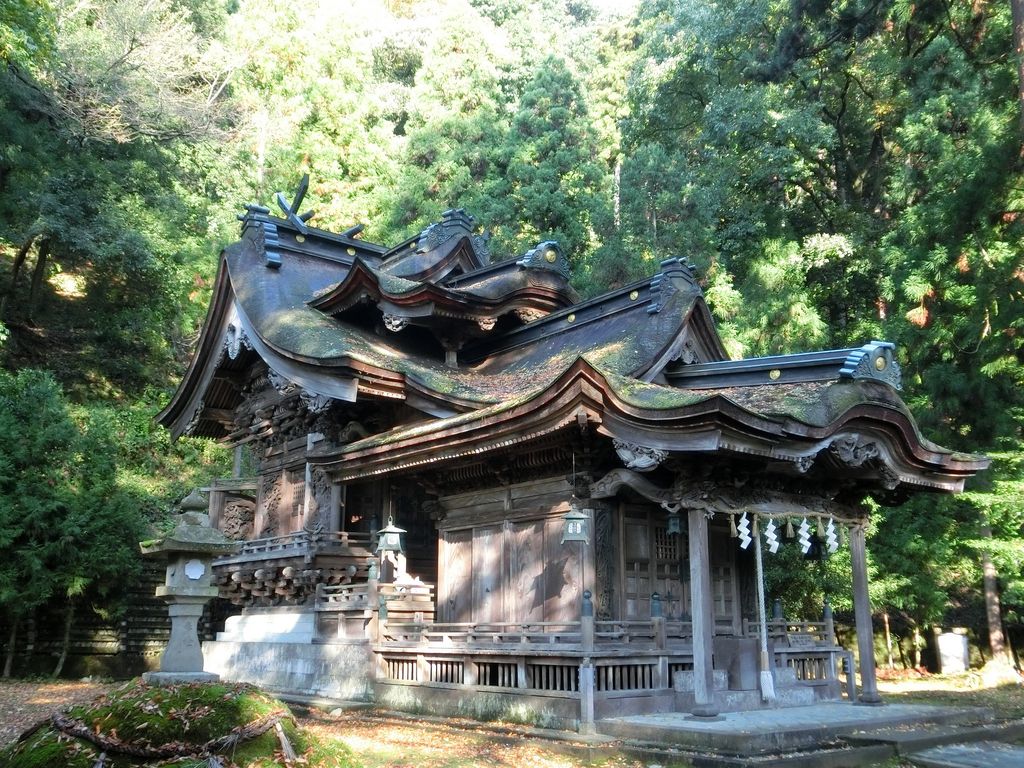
[596,701,994,755]
[909,741,1024,768]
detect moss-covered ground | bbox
[0,679,356,768]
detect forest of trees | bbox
[0,0,1021,671]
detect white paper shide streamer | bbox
[737,511,752,550]
[764,517,779,554]
[797,517,812,554]
[825,517,839,553]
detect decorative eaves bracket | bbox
[613,439,667,472]
[589,467,857,521]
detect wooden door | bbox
[510,519,545,622]
[543,516,582,622]
[620,508,685,619]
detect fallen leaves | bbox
[0,679,115,746]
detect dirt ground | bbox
[0,678,116,746]
[1,673,1021,767]
[0,679,649,767]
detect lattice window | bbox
[526,663,578,692]
[595,663,656,692]
[384,657,417,681]
[287,469,305,518]
[428,659,464,684]
[654,526,678,560]
[477,661,517,688]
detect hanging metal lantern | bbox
[666,510,682,536]
[376,515,406,555]
[561,498,590,544]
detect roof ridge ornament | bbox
[517,241,570,279]
[236,205,283,269]
[417,209,491,264]
[274,173,315,235]
[647,257,697,314]
[838,341,902,390]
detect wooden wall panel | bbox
[472,525,504,623]
[440,529,472,623]
[510,520,545,623]
[543,517,581,622]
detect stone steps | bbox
[908,739,1024,768]
[843,719,1024,757]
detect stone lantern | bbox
[140,489,239,684]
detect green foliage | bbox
[0,0,1021,659]
[0,370,228,641]
[499,56,609,265]
[0,0,53,71]
[0,370,140,626]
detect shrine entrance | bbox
[618,504,739,632]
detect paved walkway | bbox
[597,701,994,755]
[909,741,1024,768]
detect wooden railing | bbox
[742,618,835,645]
[215,530,374,566]
[239,530,373,555]
[380,621,583,646]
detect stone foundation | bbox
[202,639,373,700]
[216,607,316,643]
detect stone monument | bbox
[140,489,239,684]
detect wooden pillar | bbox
[207,489,226,530]
[330,482,344,533]
[687,507,719,717]
[850,521,882,704]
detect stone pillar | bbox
[850,521,882,704]
[687,507,719,717]
[161,600,209,674]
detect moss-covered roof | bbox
[159,211,986,490]
[227,239,707,406]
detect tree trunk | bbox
[883,612,895,669]
[613,156,621,230]
[52,603,75,679]
[26,238,50,324]
[1,235,36,319]
[980,521,1009,662]
[3,620,17,678]
[1013,0,1024,138]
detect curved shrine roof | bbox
[157,204,987,493]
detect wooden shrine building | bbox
[158,186,987,729]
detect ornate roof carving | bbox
[516,241,570,279]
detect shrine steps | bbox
[672,666,819,713]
